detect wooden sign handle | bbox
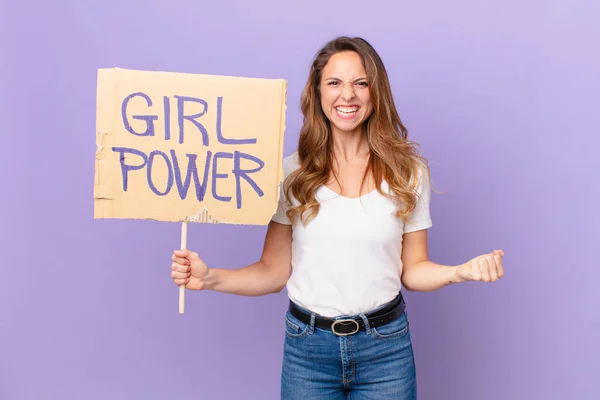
[179,222,187,314]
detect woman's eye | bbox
[328,81,339,86]
[357,81,368,87]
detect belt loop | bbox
[309,313,316,334]
[359,313,371,334]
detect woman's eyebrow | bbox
[323,77,368,82]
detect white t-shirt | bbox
[271,152,433,318]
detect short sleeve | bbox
[270,153,299,226]
[403,164,433,233]
[271,181,292,225]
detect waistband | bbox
[288,293,405,336]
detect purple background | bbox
[1,1,599,399]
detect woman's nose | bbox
[340,84,355,100]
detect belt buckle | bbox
[331,319,360,336]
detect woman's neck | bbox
[330,126,370,164]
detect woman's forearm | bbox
[401,261,463,292]
[204,261,289,296]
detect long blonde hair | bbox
[285,36,429,224]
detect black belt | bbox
[288,293,405,336]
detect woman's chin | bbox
[330,119,364,134]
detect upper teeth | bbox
[336,107,358,113]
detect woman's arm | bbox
[206,220,293,295]
[400,230,504,292]
[172,220,293,296]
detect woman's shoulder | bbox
[282,151,300,177]
[409,158,429,184]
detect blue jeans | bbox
[280,301,417,399]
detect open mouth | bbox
[335,106,359,118]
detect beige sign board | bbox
[94,68,287,225]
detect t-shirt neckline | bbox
[320,184,382,200]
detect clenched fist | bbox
[456,250,505,283]
[171,249,209,290]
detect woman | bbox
[170,36,505,399]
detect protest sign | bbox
[94,68,287,312]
